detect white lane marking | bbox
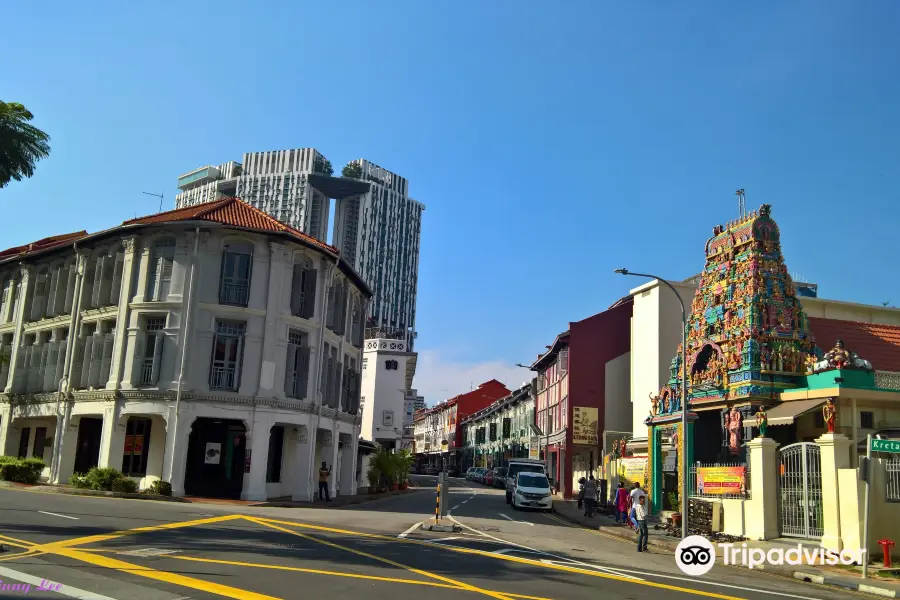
[397,521,423,539]
[189,513,215,517]
[614,567,824,600]
[497,513,534,526]
[0,565,117,600]
[38,511,78,520]
[541,559,644,581]
[430,537,459,542]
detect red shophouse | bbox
[415,379,510,468]
[530,299,633,498]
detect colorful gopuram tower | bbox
[645,203,819,513]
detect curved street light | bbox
[616,268,690,539]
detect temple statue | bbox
[822,399,836,434]
[754,407,768,437]
[725,406,743,453]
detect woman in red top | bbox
[615,482,629,524]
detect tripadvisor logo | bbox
[675,536,716,576]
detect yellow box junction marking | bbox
[245,516,514,600]
[4,512,747,599]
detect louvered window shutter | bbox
[290,265,304,316]
[302,269,317,319]
[109,252,125,306]
[284,343,298,397]
[131,332,146,386]
[297,345,310,400]
[46,269,60,317]
[150,333,163,385]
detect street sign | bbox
[871,438,900,453]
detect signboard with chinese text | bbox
[572,406,598,445]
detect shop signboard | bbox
[696,466,746,495]
[618,457,647,486]
[572,406,598,445]
[529,436,540,459]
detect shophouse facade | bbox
[413,379,509,468]
[0,197,370,501]
[529,300,633,498]
[460,382,536,471]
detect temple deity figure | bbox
[620,438,628,458]
[754,407,768,437]
[649,392,659,416]
[822,399,837,434]
[805,353,818,374]
[824,340,851,370]
[661,392,670,414]
[727,406,743,452]
[613,439,620,458]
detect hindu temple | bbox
[645,204,822,511]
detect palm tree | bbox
[0,101,51,189]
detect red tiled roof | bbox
[0,231,88,261]
[124,197,337,253]
[808,317,900,372]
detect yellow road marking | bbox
[0,533,37,548]
[247,516,514,600]
[253,516,742,599]
[52,547,281,600]
[0,549,45,562]
[171,555,554,600]
[32,514,242,551]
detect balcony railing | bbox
[139,361,154,386]
[210,366,238,391]
[219,280,250,307]
[365,326,406,341]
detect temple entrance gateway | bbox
[778,442,823,539]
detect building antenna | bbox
[142,191,165,213]
[736,189,746,219]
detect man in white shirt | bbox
[634,494,649,552]
[630,482,647,504]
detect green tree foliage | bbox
[0,101,51,188]
[341,162,362,179]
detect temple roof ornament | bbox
[807,339,874,374]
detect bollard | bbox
[879,539,895,568]
[434,483,441,522]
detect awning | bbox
[767,399,826,426]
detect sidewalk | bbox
[553,498,900,598]
[0,479,422,508]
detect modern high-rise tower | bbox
[175,150,424,349]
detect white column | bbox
[242,416,273,501]
[0,405,11,455]
[329,429,340,497]
[54,411,80,484]
[744,436,779,540]
[258,243,289,397]
[106,237,138,390]
[132,242,152,302]
[816,432,852,552]
[340,435,355,496]
[4,267,32,393]
[98,402,126,471]
[292,426,312,501]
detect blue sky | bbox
[5,1,899,403]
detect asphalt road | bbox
[0,476,864,600]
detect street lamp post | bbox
[616,268,690,539]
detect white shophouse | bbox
[0,197,370,501]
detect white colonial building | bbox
[0,197,370,501]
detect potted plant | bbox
[669,491,682,527]
[395,449,413,490]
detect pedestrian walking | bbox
[634,495,649,552]
[318,461,331,502]
[614,482,628,524]
[582,475,598,517]
[629,481,646,505]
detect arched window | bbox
[147,237,176,302]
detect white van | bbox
[504,458,547,504]
[511,471,553,512]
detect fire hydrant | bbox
[878,539,895,568]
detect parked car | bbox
[465,467,479,481]
[504,458,547,504]
[425,466,439,475]
[511,471,553,512]
[483,470,494,486]
[492,467,508,489]
[409,465,418,474]
[446,467,460,477]
[473,467,487,483]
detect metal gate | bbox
[778,442,823,539]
